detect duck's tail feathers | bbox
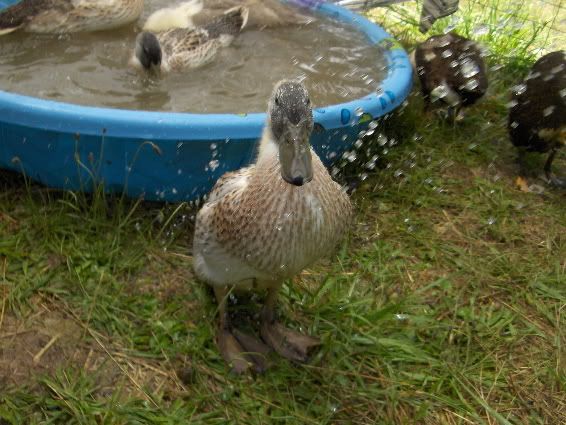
[0,0,38,36]
[223,6,249,31]
[0,26,21,36]
[204,6,249,37]
[143,0,203,32]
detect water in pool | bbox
[0,1,388,113]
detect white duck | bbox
[0,0,144,35]
[193,80,353,373]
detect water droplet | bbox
[208,160,220,171]
[512,84,527,95]
[464,79,479,90]
[460,58,480,78]
[377,134,387,146]
[473,24,489,36]
[395,313,409,321]
[506,100,518,108]
[354,107,364,117]
[441,49,453,58]
[431,84,449,100]
[543,106,555,117]
[487,217,496,225]
[424,52,436,62]
[344,151,357,163]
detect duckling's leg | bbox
[544,149,566,188]
[214,286,263,374]
[260,286,321,363]
[517,147,530,178]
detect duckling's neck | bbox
[256,125,279,166]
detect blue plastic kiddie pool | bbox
[0,0,412,202]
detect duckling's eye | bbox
[305,97,310,106]
[274,96,280,106]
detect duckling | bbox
[193,80,353,373]
[414,32,488,121]
[508,50,565,188]
[0,0,144,35]
[191,0,313,30]
[132,6,248,73]
[143,0,203,33]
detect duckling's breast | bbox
[212,154,352,279]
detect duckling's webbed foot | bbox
[214,287,268,374]
[260,319,321,363]
[259,287,321,363]
[217,328,254,374]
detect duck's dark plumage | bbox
[414,32,488,112]
[508,50,565,153]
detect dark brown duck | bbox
[508,50,565,187]
[414,32,488,120]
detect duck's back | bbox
[415,32,487,106]
[5,0,144,33]
[508,51,565,152]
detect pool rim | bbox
[0,1,413,141]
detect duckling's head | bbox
[134,32,162,72]
[268,80,314,187]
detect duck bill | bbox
[279,136,313,187]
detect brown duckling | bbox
[508,50,565,188]
[132,6,248,74]
[193,80,353,373]
[413,32,488,121]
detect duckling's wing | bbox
[206,166,254,204]
[161,27,227,70]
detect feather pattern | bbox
[193,130,353,289]
[154,6,247,72]
[0,0,143,34]
[414,32,488,109]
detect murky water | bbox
[0,1,387,113]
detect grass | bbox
[1,3,565,425]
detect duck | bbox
[193,80,353,373]
[190,0,313,30]
[508,50,565,188]
[131,6,248,74]
[143,0,203,33]
[0,0,144,35]
[413,32,488,121]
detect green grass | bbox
[1,3,565,425]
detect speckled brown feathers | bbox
[508,50,565,153]
[0,0,143,34]
[415,32,488,109]
[211,153,351,279]
[153,6,248,72]
[193,137,352,288]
